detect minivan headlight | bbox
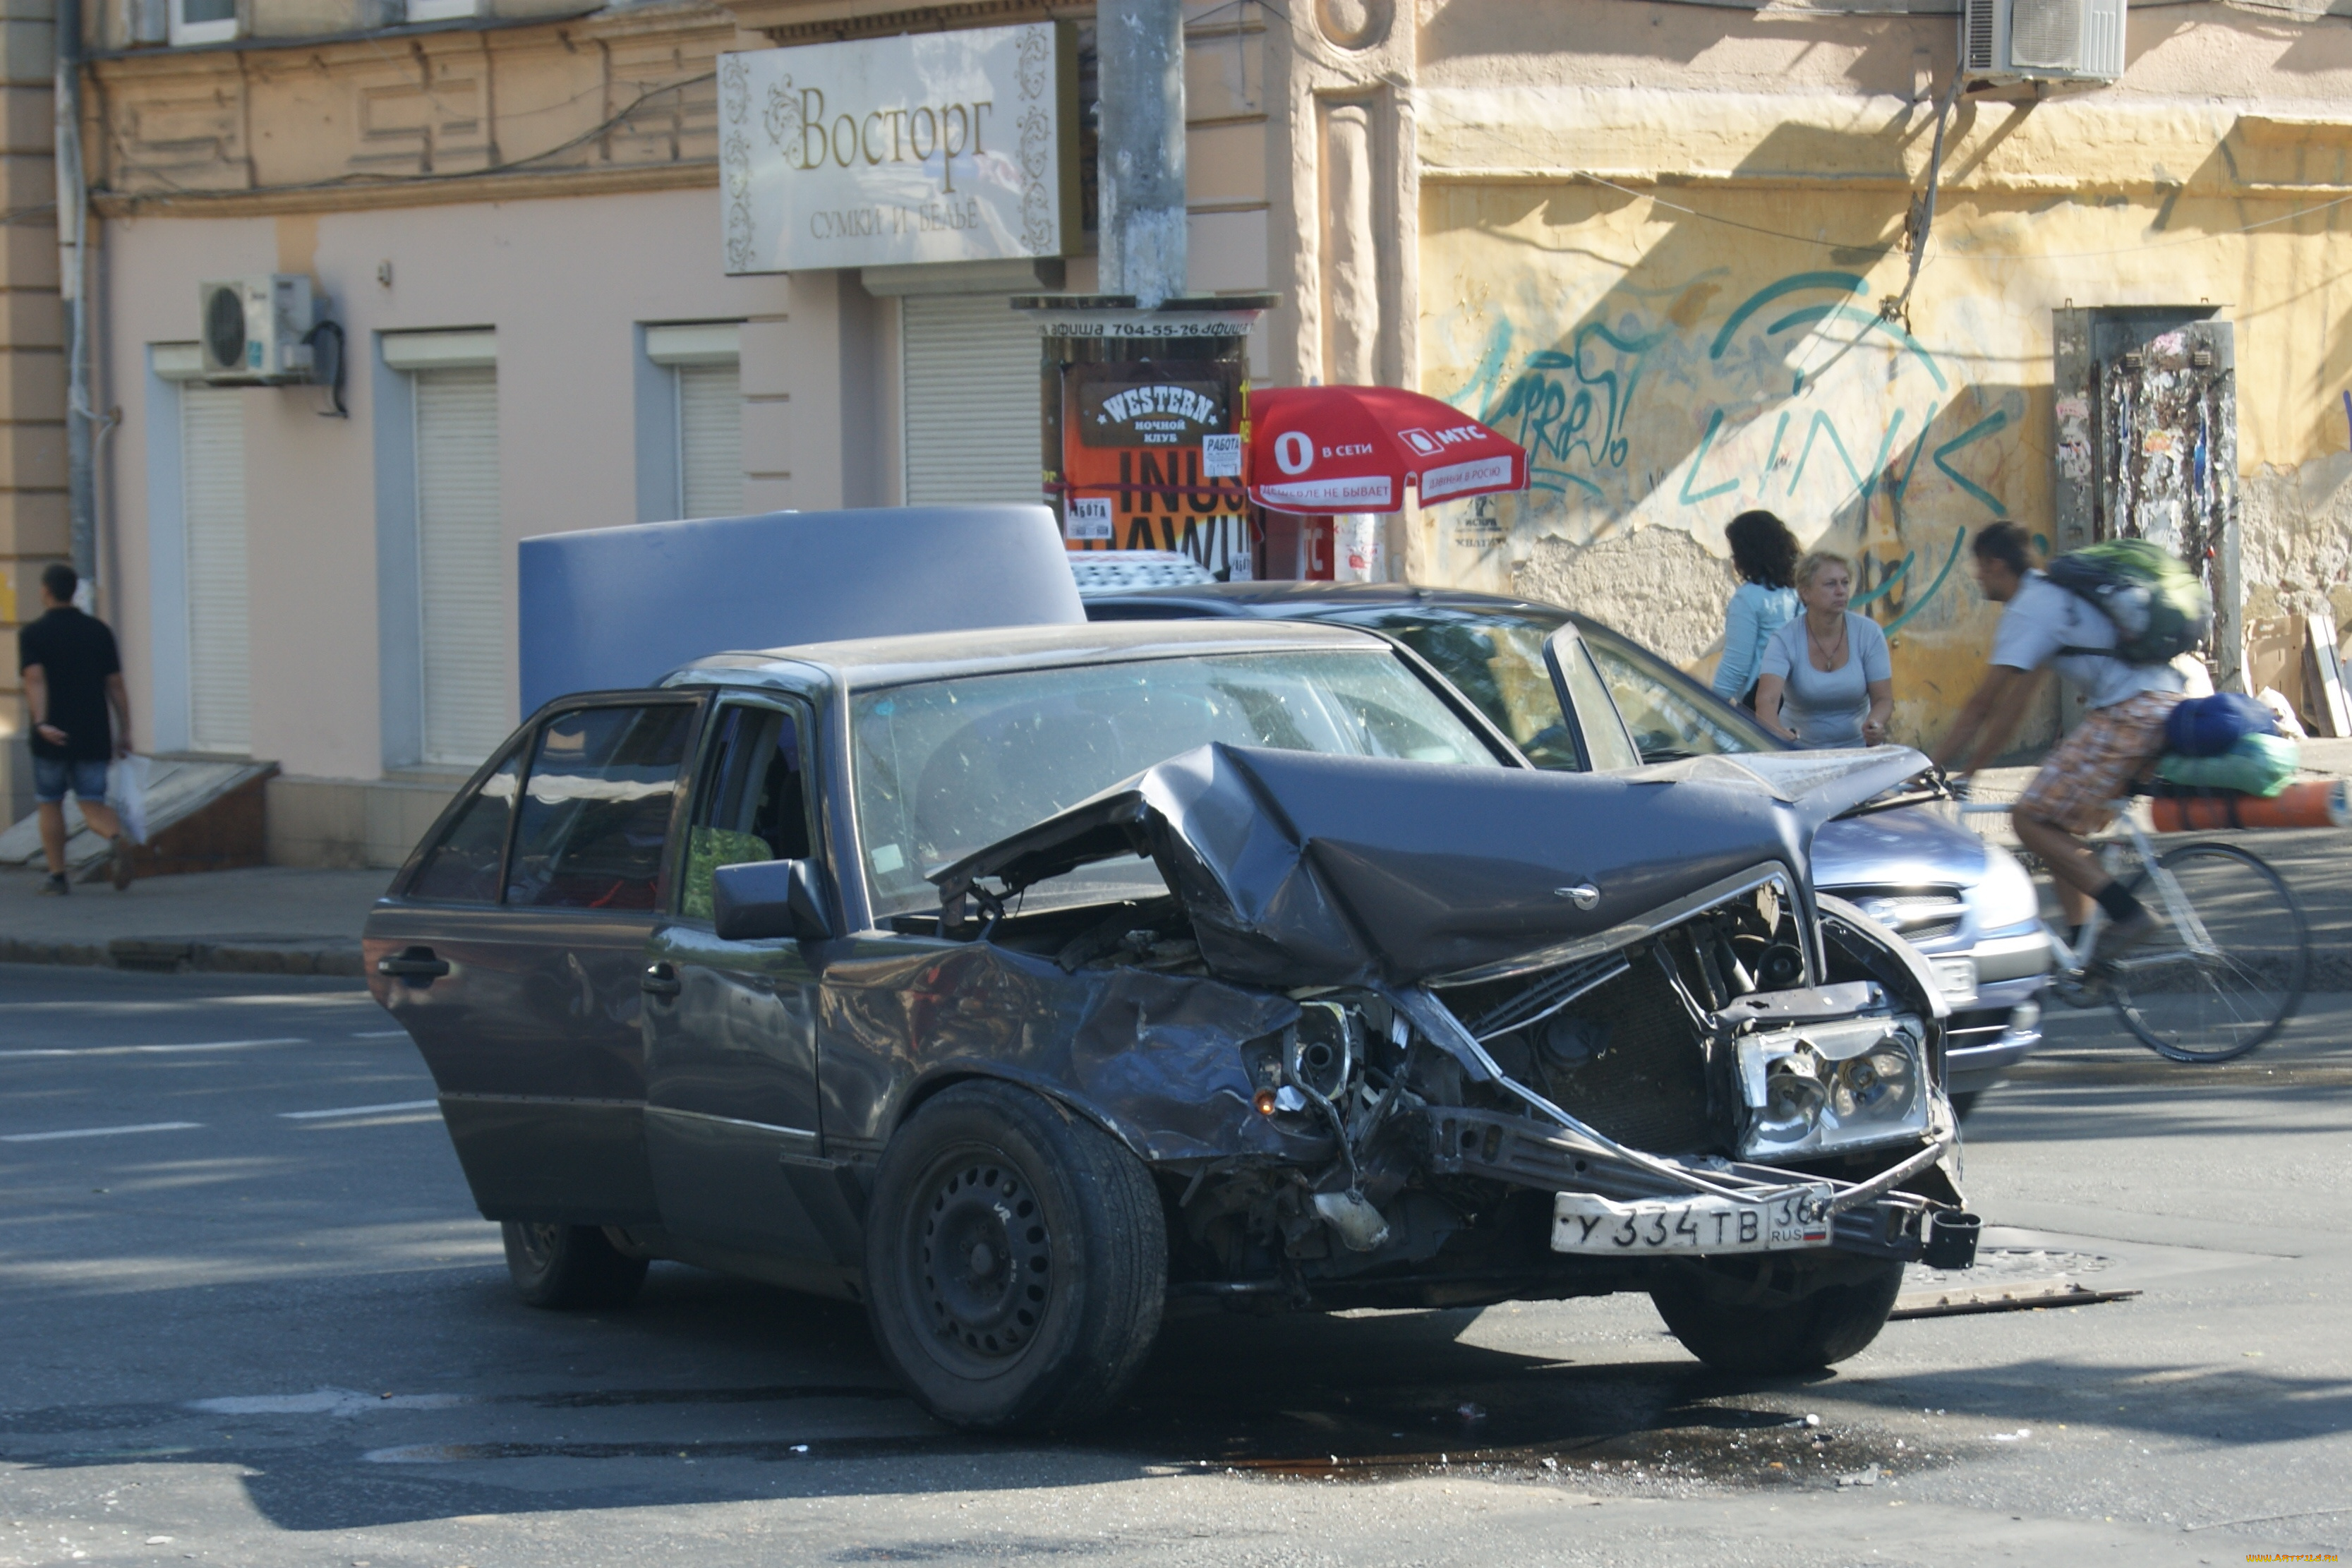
[1974,845,2041,933]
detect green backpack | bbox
[2044,538,2212,665]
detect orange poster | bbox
[1059,361,1254,577]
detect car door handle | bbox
[377,947,450,982]
[641,962,682,998]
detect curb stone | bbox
[0,936,365,977]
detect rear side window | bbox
[506,704,694,911]
[409,747,521,903]
[680,703,813,920]
[1582,632,1773,761]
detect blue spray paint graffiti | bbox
[1454,270,2020,636]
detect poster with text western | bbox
[1061,361,1253,576]
[718,24,1078,275]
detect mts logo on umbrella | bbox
[1248,387,1529,514]
[1398,424,1491,457]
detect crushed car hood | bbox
[935,742,1933,989]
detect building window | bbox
[641,322,743,522]
[404,0,483,23]
[382,330,505,768]
[414,365,505,766]
[169,0,239,47]
[180,385,251,754]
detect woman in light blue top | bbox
[1711,510,1802,706]
[1756,550,1894,749]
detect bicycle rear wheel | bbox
[2109,842,2308,1063]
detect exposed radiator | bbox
[1444,961,1719,1157]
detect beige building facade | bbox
[23,0,2352,864]
[0,0,61,828]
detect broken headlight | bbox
[1735,1013,1929,1159]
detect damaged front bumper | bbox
[1416,1099,1979,1270]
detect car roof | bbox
[1084,579,1574,620]
[665,617,1387,692]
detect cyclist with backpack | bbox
[1932,521,2208,959]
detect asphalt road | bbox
[1,962,2347,1567]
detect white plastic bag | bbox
[108,754,152,845]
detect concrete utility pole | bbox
[1096,0,1186,308]
[54,0,96,586]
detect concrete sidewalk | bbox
[0,865,387,977]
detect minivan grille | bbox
[1831,886,1967,946]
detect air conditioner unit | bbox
[198,275,315,385]
[1961,0,2125,85]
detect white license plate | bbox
[1550,1185,1836,1255]
[1930,956,1978,1002]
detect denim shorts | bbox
[33,756,109,805]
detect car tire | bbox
[864,1080,1166,1433]
[1650,1259,1905,1375]
[500,1220,649,1310]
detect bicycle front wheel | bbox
[2109,842,2308,1063]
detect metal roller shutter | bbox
[901,294,1040,505]
[415,366,508,766]
[677,361,743,519]
[181,385,249,755]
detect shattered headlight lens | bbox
[1831,1048,1915,1120]
[1735,1015,1929,1159]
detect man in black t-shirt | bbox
[18,564,135,893]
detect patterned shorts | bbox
[2014,689,2186,836]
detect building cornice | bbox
[732,0,1085,44]
[86,4,742,83]
[92,157,718,219]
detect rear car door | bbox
[641,696,845,1266]
[369,693,703,1224]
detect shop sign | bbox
[718,24,1075,275]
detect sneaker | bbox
[109,833,135,891]
[2089,906,2157,967]
[39,873,68,895]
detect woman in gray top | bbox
[1756,550,1893,748]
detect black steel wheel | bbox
[500,1221,648,1310]
[1651,1259,1905,1375]
[2109,841,2308,1063]
[864,1081,1166,1432]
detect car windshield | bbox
[1575,622,1781,761]
[850,648,1502,916]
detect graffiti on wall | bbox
[1440,269,2028,641]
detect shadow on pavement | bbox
[10,1262,2352,1531]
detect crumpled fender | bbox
[817,939,1313,1164]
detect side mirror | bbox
[713,858,835,942]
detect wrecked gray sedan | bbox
[365,620,1976,1432]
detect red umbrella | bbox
[1246,385,1527,513]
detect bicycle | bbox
[1955,792,2310,1063]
